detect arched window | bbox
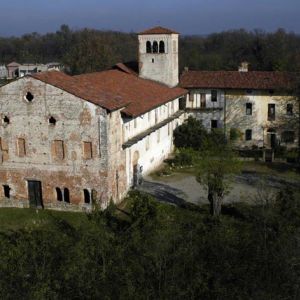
[159,41,165,53]
[153,41,158,53]
[146,41,152,53]
[56,187,63,201]
[64,188,70,203]
[83,189,91,204]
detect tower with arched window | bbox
[138,26,179,87]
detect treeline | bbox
[0,25,300,74]
[0,190,299,299]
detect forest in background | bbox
[0,25,300,75]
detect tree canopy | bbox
[1,26,300,74]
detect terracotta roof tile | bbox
[31,71,124,111]
[139,26,179,35]
[75,70,187,116]
[180,70,297,90]
[31,70,187,117]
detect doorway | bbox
[267,129,277,149]
[28,180,43,208]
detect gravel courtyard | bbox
[138,167,300,206]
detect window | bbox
[159,41,165,53]
[282,131,295,143]
[268,104,275,121]
[189,93,194,102]
[246,103,252,115]
[148,111,151,122]
[3,116,9,125]
[84,189,91,204]
[134,118,137,129]
[25,92,34,102]
[153,41,158,53]
[200,93,206,108]
[56,187,63,201]
[17,138,26,157]
[287,104,293,115]
[146,41,152,53]
[49,116,56,125]
[64,188,70,203]
[3,185,10,198]
[245,129,252,141]
[246,89,253,94]
[211,120,218,129]
[0,137,9,162]
[53,140,64,160]
[152,58,154,63]
[211,90,217,102]
[83,142,92,159]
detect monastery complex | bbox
[0,26,298,210]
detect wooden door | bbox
[28,180,43,208]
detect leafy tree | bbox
[173,116,207,149]
[195,143,240,216]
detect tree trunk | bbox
[208,189,223,216]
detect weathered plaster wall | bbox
[125,116,184,187]
[123,98,179,141]
[0,77,113,210]
[186,89,225,130]
[225,90,299,148]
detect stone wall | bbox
[0,77,113,210]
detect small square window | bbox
[211,90,217,102]
[268,104,275,121]
[246,103,252,115]
[245,129,252,141]
[211,120,218,129]
[287,104,293,115]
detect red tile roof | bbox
[139,26,179,35]
[180,70,297,90]
[31,70,187,117]
[31,71,125,111]
[75,70,187,116]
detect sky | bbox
[0,0,299,36]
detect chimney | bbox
[238,62,249,72]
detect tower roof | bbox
[139,26,179,35]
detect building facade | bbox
[0,27,187,210]
[180,66,299,149]
[0,26,298,211]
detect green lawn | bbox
[0,208,89,232]
[153,160,300,182]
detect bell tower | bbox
[138,26,179,87]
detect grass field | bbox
[0,208,89,232]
